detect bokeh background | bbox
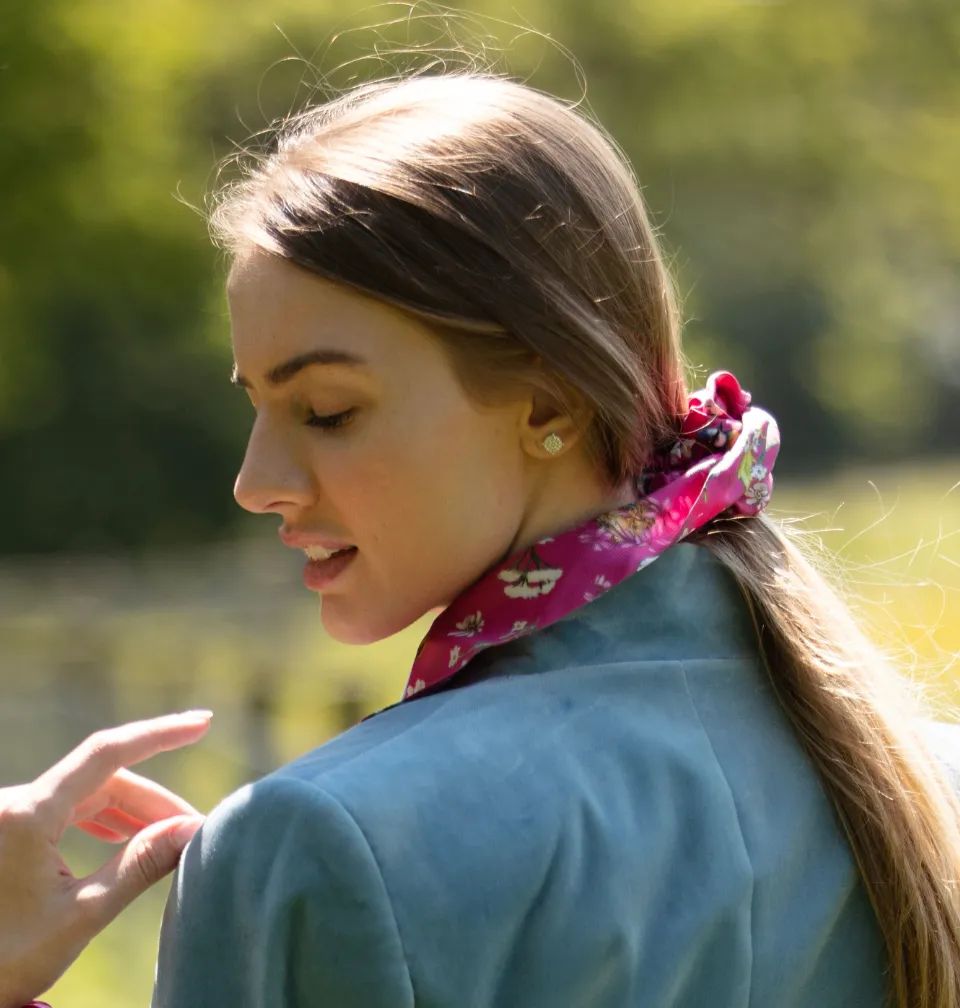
[2,0,959,1002]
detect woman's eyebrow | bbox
[231,349,368,388]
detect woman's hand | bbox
[0,712,212,1008]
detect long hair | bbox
[211,71,960,1006]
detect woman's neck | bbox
[504,470,638,560]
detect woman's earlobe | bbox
[525,422,579,459]
[519,393,583,459]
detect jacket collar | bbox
[407,544,760,706]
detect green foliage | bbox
[2,0,960,552]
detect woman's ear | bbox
[517,386,587,460]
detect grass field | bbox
[6,461,957,1006]
[773,462,960,704]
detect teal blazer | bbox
[152,543,959,1007]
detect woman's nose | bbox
[233,416,316,515]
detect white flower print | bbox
[499,619,538,641]
[405,678,426,698]
[449,611,484,637]
[636,555,658,572]
[526,569,560,584]
[579,532,608,552]
[498,565,563,599]
[750,462,768,481]
[744,482,771,509]
[448,645,462,668]
[583,573,613,603]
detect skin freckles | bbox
[227,249,636,645]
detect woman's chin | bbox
[317,599,409,646]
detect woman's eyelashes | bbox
[306,408,356,431]
[240,393,358,431]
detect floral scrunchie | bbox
[402,371,780,700]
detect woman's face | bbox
[228,250,553,644]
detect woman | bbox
[9,70,960,1006]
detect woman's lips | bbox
[302,546,359,591]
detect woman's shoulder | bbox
[275,647,742,798]
[156,659,777,1008]
[223,646,772,883]
[170,643,853,1008]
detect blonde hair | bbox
[211,70,960,1005]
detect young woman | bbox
[7,70,960,1007]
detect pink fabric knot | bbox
[642,370,778,517]
[685,369,752,427]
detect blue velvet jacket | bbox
[152,542,959,1007]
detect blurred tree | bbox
[0,0,248,553]
[551,0,960,460]
[1,0,959,553]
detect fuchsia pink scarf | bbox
[402,371,780,700]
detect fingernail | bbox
[179,709,214,721]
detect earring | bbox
[542,432,564,455]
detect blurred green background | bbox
[1,0,959,1003]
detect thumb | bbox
[77,814,204,931]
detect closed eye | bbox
[306,409,356,432]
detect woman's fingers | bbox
[75,820,130,844]
[72,768,200,827]
[72,772,202,846]
[32,712,212,833]
[74,815,204,933]
[76,805,151,842]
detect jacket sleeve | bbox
[152,776,414,1008]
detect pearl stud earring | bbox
[542,433,564,455]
